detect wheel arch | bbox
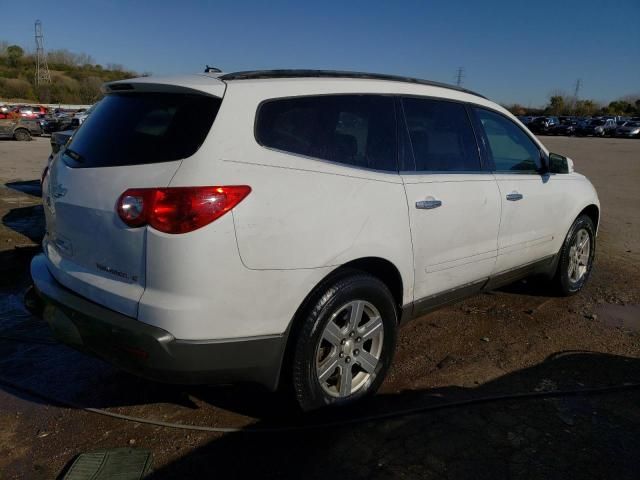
[336,257,404,312]
[578,204,600,233]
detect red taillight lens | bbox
[117,186,251,234]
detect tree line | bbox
[0,41,138,104]
[505,92,640,118]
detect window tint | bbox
[63,93,221,168]
[401,98,480,172]
[475,108,541,172]
[256,95,397,171]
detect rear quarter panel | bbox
[169,80,416,306]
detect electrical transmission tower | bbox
[573,79,582,99]
[34,20,51,86]
[455,67,464,87]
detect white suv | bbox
[32,70,600,410]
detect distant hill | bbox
[0,41,138,104]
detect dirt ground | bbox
[0,136,638,479]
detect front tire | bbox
[553,215,596,296]
[291,272,397,411]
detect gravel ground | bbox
[0,136,638,479]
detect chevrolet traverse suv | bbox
[32,70,600,410]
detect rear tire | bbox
[291,272,397,411]
[14,129,31,141]
[553,215,596,296]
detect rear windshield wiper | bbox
[64,148,84,163]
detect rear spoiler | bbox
[104,74,226,98]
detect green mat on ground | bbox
[61,448,152,480]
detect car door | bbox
[472,107,566,274]
[399,97,501,313]
[0,118,13,137]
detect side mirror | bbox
[548,152,570,174]
[538,151,550,174]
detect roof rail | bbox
[219,69,486,99]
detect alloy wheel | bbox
[315,300,384,397]
[568,228,590,283]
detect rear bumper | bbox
[30,254,285,390]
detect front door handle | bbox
[506,192,524,201]
[416,199,442,209]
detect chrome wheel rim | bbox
[315,300,384,398]
[568,228,590,283]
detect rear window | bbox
[255,95,397,171]
[63,93,221,168]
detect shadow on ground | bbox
[5,180,42,198]
[1,337,638,479]
[1,205,44,244]
[142,351,640,479]
[0,247,41,288]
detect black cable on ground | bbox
[1,375,639,434]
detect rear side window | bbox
[475,108,541,172]
[401,98,480,172]
[63,93,221,168]
[255,95,397,171]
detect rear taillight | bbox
[117,186,251,234]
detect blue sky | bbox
[4,0,639,106]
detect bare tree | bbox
[79,76,104,103]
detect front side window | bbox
[401,98,480,172]
[474,108,541,172]
[255,95,397,171]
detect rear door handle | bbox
[506,192,524,201]
[416,199,442,209]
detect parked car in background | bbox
[615,121,640,138]
[577,118,617,137]
[517,115,535,125]
[24,118,44,137]
[41,115,75,134]
[550,118,579,136]
[0,117,40,140]
[15,105,48,119]
[32,70,600,410]
[70,103,98,128]
[40,129,75,187]
[528,116,559,134]
[50,129,74,154]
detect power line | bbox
[34,20,51,86]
